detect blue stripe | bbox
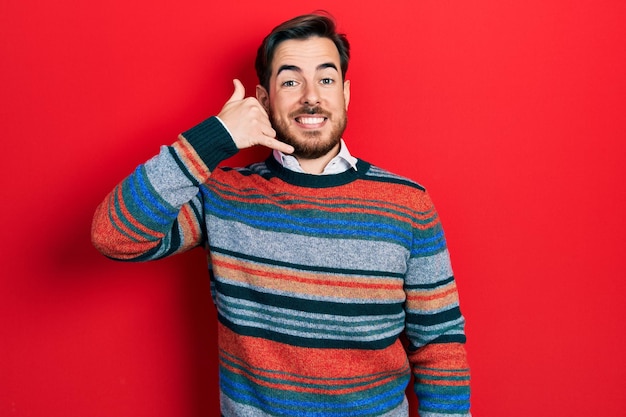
[416,381,470,412]
[411,235,447,255]
[220,369,405,416]
[418,392,471,402]
[204,192,413,245]
[127,167,174,226]
[411,241,447,256]
[419,398,470,412]
[412,229,444,245]
[110,186,153,241]
[134,166,177,217]
[206,191,412,237]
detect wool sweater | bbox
[92,116,471,417]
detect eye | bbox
[320,78,334,85]
[282,80,298,87]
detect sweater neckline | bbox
[264,155,370,188]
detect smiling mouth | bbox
[296,116,327,126]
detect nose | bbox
[301,82,320,106]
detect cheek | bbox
[326,91,348,110]
[270,95,296,115]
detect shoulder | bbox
[359,160,427,192]
[212,161,271,177]
[205,162,275,190]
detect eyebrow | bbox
[276,62,339,76]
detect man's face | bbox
[256,36,350,160]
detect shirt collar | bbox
[272,139,358,175]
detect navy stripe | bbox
[218,314,399,350]
[216,281,403,317]
[405,276,455,290]
[167,146,199,186]
[406,307,462,326]
[363,169,426,191]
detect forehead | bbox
[271,37,342,75]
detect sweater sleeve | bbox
[91,116,238,261]
[404,191,471,416]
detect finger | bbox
[261,125,276,139]
[263,137,294,155]
[225,79,245,104]
[274,141,295,155]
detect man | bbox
[92,12,471,417]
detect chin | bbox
[291,137,340,159]
[275,120,345,159]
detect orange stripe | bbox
[206,193,438,225]
[213,257,405,300]
[415,368,470,378]
[414,378,470,387]
[213,256,401,289]
[109,190,148,241]
[216,259,400,290]
[407,342,469,370]
[173,137,210,182]
[209,174,439,225]
[179,204,199,243]
[406,286,459,311]
[218,323,410,380]
[219,357,404,394]
[221,349,401,386]
[92,191,160,259]
[406,283,458,302]
[113,185,163,238]
[207,185,391,211]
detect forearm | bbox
[405,270,471,416]
[91,117,238,260]
[405,277,471,416]
[404,192,471,415]
[407,342,471,417]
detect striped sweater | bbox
[92,116,471,416]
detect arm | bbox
[91,80,293,261]
[404,191,471,416]
[91,117,237,260]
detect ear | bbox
[256,85,270,111]
[343,79,351,110]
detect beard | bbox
[270,105,347,159]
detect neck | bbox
[294,143,341,174]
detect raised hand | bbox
[217,79,294,154]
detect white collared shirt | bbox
[272,139,358,175]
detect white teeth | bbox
[299,117,325,125]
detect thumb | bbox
[226,79,245,103]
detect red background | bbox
[2,1,625,416]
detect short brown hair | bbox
[255,12,350,90]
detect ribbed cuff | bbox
[181,116,239,171]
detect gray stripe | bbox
[144,145,199,207]
[405,249,453,285]
[208,217,409,273]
